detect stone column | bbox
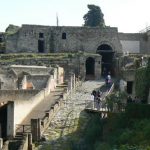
[28,133,33,150]
[7,101,15,138]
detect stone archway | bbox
[97,44,115,76]
[86,57,95,78]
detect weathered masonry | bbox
[0,65,64,140]
[5,25,150,55]
[5,24,150,78]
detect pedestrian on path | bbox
[97,96,101,110]
[90,93,95,109]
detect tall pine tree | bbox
[83,5,105,27]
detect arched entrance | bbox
[97,44,115,76]
[86,57,95,78]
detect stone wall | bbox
[0,53,101,81]
[10,65,51,75]
[13,76,57,127]
[118,32,149,54]
[3,72,59,138]
[0,74,17,90]
[0,90,39,102]
[5,24,150,55]
[27,75,49,89]
[6,25,122,54]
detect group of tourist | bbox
[91,89,103,109]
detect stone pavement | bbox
[38,80,105,150]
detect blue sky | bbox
[1,0,150,33]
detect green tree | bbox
[83,4,105,27]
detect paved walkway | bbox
[21,85,65,124]
[38,80,105,150]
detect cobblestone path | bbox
[38,80,105,150]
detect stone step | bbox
[13,133,23,140]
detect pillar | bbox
[28,133,33,150]
[68,75,72,92]
[7,101,15,138]
[31,119,41,142]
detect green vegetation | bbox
[39,99,150,150]
[0,53,76,63]
[5,24,20,35]
[0,42,5,51]
[78,105,150,150]
[0,52,100,63]
[106,91,127,112]
[135,58,150,102]
[83,4,105,27]
[100,105,150,150]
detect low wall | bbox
[0,90,39,102]
[27,75,49,89]
[18,134,32,150]
[1,141,9,150]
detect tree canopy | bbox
[83,4,105,27]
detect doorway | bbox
[38,40,45,53]
[86,57,95,76]
[97,44,115,76]
[127,81,133,94]
[0,104,7,139]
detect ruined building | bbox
[0,24,150,148]
[0,65,64,141]
[3,25,150,77]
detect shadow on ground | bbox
[38,110,103,150]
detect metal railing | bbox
[85,83,115,112]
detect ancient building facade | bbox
[4,25,150,88]
[5,24,150,54]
